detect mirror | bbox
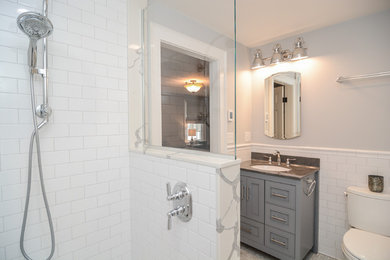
[264,72,301,139]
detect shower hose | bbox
[20,71,55,260]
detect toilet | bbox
[342,186,390,260]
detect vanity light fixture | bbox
[270,44,284,65]
[251,37,308,70]
[184,80,203,93]
[291,37,308,60]
[251,49,265,69]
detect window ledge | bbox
[143,146,240,169]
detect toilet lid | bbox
[343,228,390,260]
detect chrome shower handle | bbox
[166,182,188,201]
[167,214,172,230]
[167,206,186,230]
[166,183,172,197]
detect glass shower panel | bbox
[142,0,237,157]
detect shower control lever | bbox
[166,182,192,230]
[166,182,188,201]
[167,206,186,230]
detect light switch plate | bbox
[227,109,234,122]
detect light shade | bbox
[188,129,196,137]
[184,80,203,93]
[270,44,284,64]
[251,49,265,70]
[291,37,308,60]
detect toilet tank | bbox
[347,186,390,237]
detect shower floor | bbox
[240,243,336,260]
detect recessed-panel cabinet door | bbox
[246,177,265,223]
[240,176,247,217]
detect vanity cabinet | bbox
[240,169,317,260]
[241,176,264,223]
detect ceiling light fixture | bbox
[251,37,308,70]
[184,80,203,93]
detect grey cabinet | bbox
[240,176,247,216]
[240,169,318,260]
[241,177,264,223]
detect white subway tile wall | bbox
[0,0,130,259]
[129,152,217,260]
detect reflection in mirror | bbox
[143,2,234,155]
[264,72,301,139]
[161,44,210,151]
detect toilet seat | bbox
[342,228,390,260]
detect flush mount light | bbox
[251,37,308,70]
[184,80,203,93]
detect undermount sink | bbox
[251,165,291,172]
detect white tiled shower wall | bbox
[129,152,217,260]
[0,0,130,259]
[245,144,390,260]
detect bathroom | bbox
[0,0,390,259]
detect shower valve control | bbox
[166,182,188,201]
[166,182,192,230]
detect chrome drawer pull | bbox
[271,215,287,223]
[271,238,286,247]
[241,227,251,234]
[271,192,287,199]
[241,185,245,200]
[246,186,249,201]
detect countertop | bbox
[240,159,319,179]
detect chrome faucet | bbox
[274,150,281,165]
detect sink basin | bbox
[251,165,291,172]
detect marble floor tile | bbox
[240,243,336,260]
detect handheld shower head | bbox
[17,12,53,68]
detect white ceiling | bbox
[156,0,390,47]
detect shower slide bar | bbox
[336,71,390,83]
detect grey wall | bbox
[251,10,390,151]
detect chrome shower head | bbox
[17,11,53,39]
[17,12,53,68]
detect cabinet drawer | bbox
[241,217,264,248]
[265,203,295,234]
[265,226,295,258]
[265,181,296,209]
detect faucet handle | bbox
[166,183,172,199]
[264,155,272,164]
[286,158,296,167]
[167,213,172,230]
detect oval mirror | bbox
[264,72,301,139]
